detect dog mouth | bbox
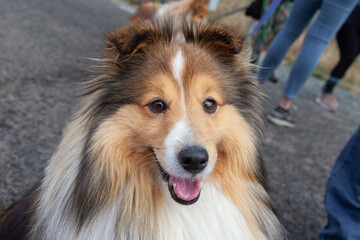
[158,163,202,205]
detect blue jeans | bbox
[319,125,360,240]
[257,0,357,99]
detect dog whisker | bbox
[132,152,157,167]
[130,158,159,178]
[128,142,164,150]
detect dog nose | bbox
[178,146,208,174]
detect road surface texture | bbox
[1,0,360,239]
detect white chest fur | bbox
[37,172,261,240]
[156,183,260,240]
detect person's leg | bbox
[265,0,356,127]
[257,0,321,83]
[319,125,360,240]
[282,0,358,99]
[317,24,360,111]
[324,24,360,93]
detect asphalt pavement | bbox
[1,0,360,239]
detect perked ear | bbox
[183,23,244,57]
[189,0,209,17]
[105,22,173,61]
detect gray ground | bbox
[1,0,359,239]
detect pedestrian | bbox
[257,0,358,128]
[318,125,360,239]
[246,0,293,65]
[316,5,360,112]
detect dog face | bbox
[75,22,263,219]
[130,0,209,25]
[189,0,209,23]
[119,48,228,204]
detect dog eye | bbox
[203,99,217,113]
[149,100,167,113]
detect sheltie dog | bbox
[130,0,209,24]
[0,20,284,239]
[129,0,209,41]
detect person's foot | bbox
[316,91,339,112]
[267,106,295,128]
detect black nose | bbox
[178,146,208,174]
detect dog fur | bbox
[130,0,208,41]
[130,0,209,24]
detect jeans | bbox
[319,125,360,240]
[257,0,358,99]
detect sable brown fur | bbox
[129,2,160,25]
[129,0,209,25]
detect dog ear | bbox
[189,0,209,17]
[189,0,209,14]
[129,2,159,25]
[184,24,244,57]
[105,23,173,61]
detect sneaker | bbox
[315,92,338,112]
[267,106,295,128]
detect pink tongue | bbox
[169,176,202,201]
